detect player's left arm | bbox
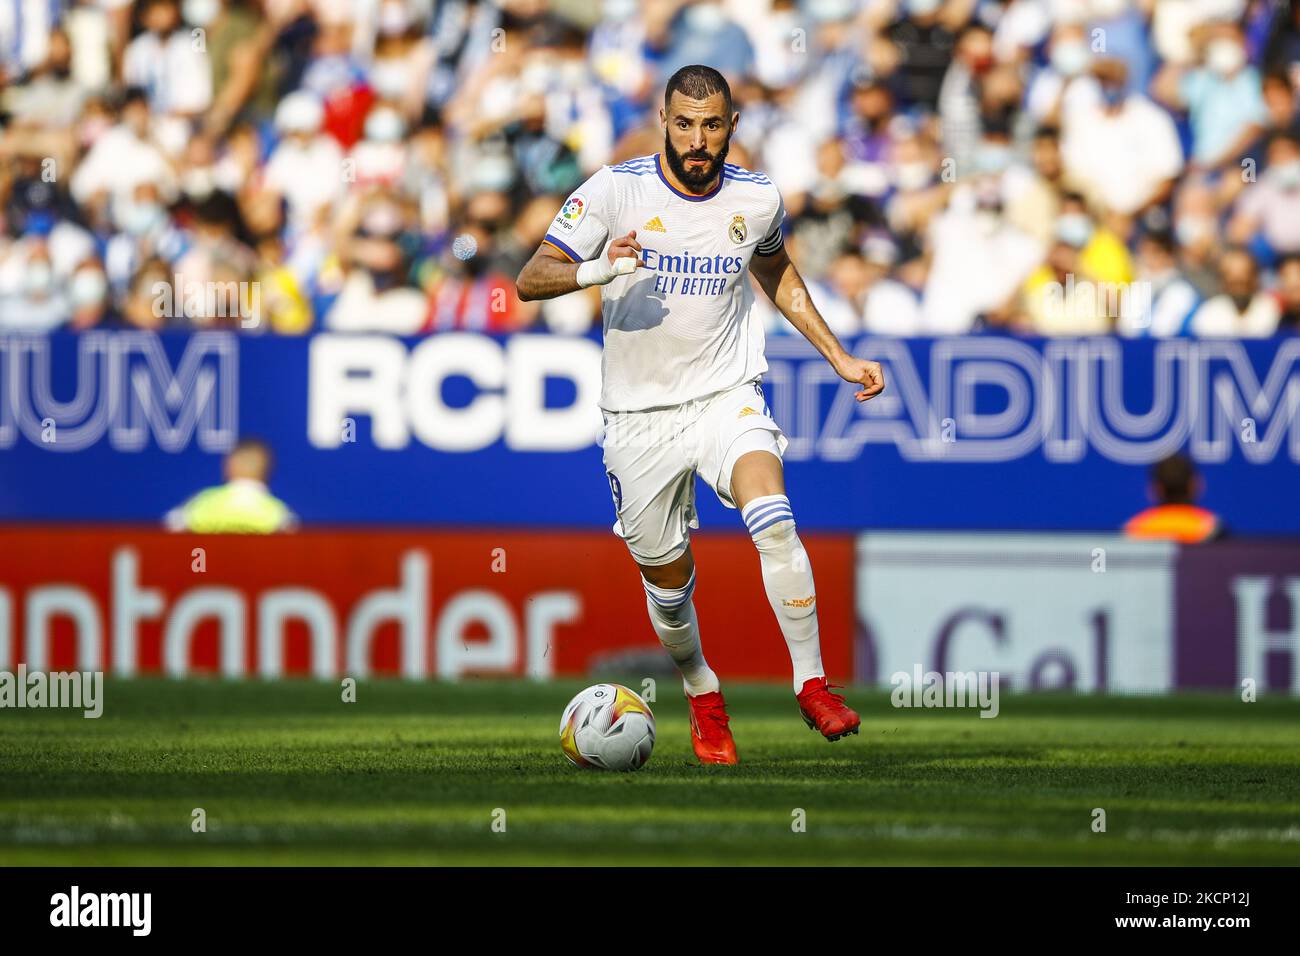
[749,243,885,402]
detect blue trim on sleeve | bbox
[542,233,583,263]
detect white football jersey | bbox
[543,153,786,412]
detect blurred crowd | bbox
[3,0,1300,337]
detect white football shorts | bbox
[600,378,789,567]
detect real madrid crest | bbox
[728,214,747,244]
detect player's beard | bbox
[664,133,729,193]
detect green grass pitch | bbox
[1,679,1298,865]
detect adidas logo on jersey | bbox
[738,406,757,418]
[642,215,667,232]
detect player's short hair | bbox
[664,65,733,116]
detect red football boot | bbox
[686,689,738,765]
[797,677,861,741]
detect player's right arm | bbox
[515,231,645,301]
[515,167,644,301]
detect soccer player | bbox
[516,65,885,765]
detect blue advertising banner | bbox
[0,331,1297,533]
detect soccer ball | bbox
[559,683,656,771]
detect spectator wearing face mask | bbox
[1227,132,1300,259]
[1117,228,1202,337]
[103,181,183,301]
[502,88,583,197]
[1170,175,1223,298]
[67,260,115,330]
[69,87,177,224]
[988,0,1053,66]
[1022,230,1110,337]
[1191,246,1281,336]
[883,127,950,245]
[1027,22,1093,126]
[965,121,1035,218]
[300,16,374,150]
[1088,0,1158,94]
[366,0,436,122]
[655,1,755,87]
[0,241,68,331]
[324,192,425,334]
[790,138,873,282]
[348,105,410,191]
[922,175,1043,335]
[1021,194,1136,333]
[1061,58,1184,221]
[1154,20,1267,172]
[425,196,529,334]
[1055,193,1135,288]
[261,91,344,233]
[936,21,997,171]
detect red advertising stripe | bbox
[0,528,854,682]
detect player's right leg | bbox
[637,547,715,697]
[603,407,737,765]
[636,549,737,766]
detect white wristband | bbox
[576,255,638,288]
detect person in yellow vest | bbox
[1124,453,1222,544]
[165,439,297,533]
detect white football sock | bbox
[742,494,825,692]
[642,569,719,697]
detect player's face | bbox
[660,91,737,191]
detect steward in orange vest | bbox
[1124,453,1222,544]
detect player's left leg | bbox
[729,450,821,685]
[729,447,861,742]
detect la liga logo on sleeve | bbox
[554,194,587,233]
